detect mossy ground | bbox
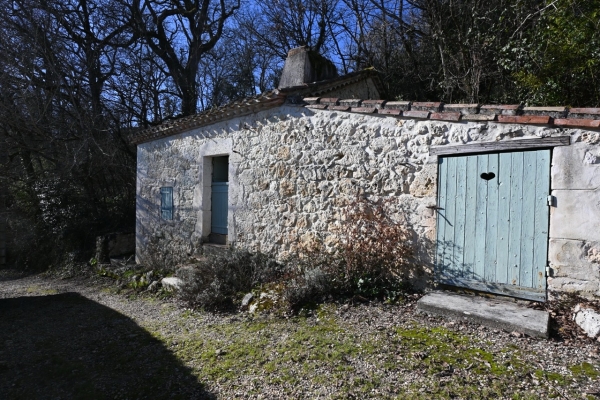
[139,304,600,399]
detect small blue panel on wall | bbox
[160,187,173,220]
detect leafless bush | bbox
[177,249,284,310]
[140,237,180,272]
[179,198,422,312]
[282,197,420,310]
[339,197,416,299]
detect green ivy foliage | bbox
[502,0,600,106]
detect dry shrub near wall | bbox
[143,237,180,272]
[341,197,417,298]
[176,198,425,312]
[280,254,343,312]
[282,197,422,311]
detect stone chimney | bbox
[278,46,338,89]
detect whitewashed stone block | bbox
[573,305,600,338]
[552,142,600,190]
[550,188,600,242]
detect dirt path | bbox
[1,270,600,399]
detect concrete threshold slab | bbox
[417,291,549,338]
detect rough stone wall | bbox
[136,105,600,298]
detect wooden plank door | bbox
[211,183,228,234]
[211,156,229,235]
[435,149,550,301]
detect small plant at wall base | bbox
[177,249,286,310]
[281,253,343,313]
[143,236,181,270]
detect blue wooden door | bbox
[435,150,550,301]
[211,182,228,234]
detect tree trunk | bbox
[0,142,6,267]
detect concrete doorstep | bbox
[417,291,549,338]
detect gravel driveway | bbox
[1,269,599,399]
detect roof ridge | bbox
[129,69,383,145]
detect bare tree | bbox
[109,43,179,127]
[241,0,339,60]
[129,0,241,116]
[37,0,136,120]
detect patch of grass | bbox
[569,362,600,379]
[534,369,566,384]
[160,311,383,393]
[26,285,60,295]
[395,325,511,376]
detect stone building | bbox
[131,47,600,301]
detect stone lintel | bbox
[430,136,570,156]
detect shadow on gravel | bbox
[0,293,215,399]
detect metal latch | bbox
[547,195,555,207]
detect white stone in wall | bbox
[548,239,600,281]
[548,277,600,298]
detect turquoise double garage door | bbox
[435,149,551,301]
